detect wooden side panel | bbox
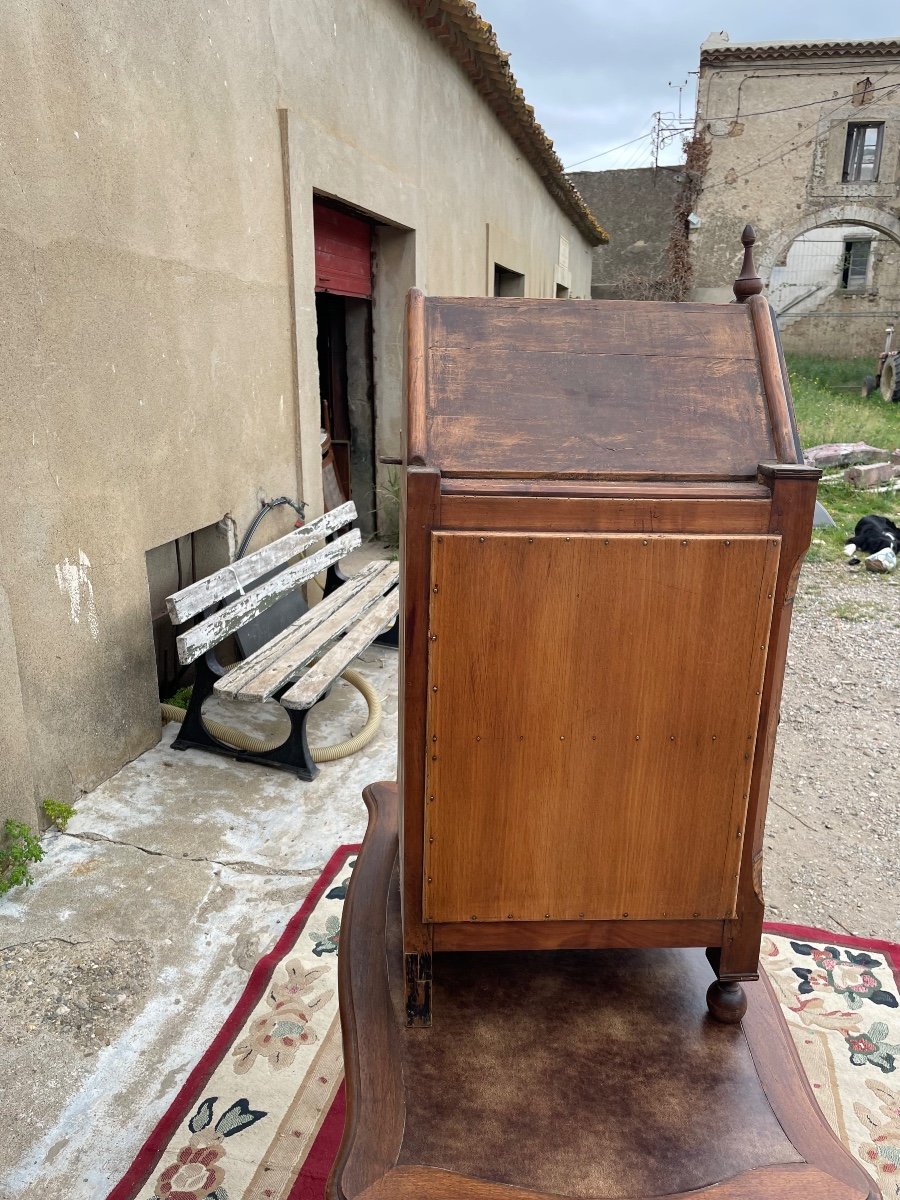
[748,295,801,465]
[399,468,440,957]
[440,496,771,534]
[422,298,776,478]
[424,532,780,925]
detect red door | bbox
[313,202,372,298]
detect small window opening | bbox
[493,264,525,297]
[843,123,883,182]
[841,239,871,290]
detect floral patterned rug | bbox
[762,925,900,1198]
[107,847,899,1200]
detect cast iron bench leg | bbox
[171,653,318,781]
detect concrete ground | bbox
[0,647,398,1200]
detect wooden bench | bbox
[164,501,399,779]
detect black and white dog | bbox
[844,515,900,559]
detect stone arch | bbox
[758,204,900,279]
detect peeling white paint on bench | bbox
[217,562,400,703]
[175,530,361,666]
[166,501,357,624]
[215,560,398,702]
[281,590,400,710]
[213,560,389,695]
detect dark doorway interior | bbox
[494,263,525,296]
[313,200,377,536]
[315,293,376,536]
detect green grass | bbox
[785,354,900,562]
[828,598,889,622]
[787,355,900,450]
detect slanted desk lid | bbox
[406,292,800,481]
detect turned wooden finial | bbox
[733,224,763,303]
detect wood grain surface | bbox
[424,531,780,924]
[432,916,724,952]
[174,530,361,665]
[719,464,821,979]
[165,501,357,623]
[215,560,396,701]
[419,298,776,478]
[440,495,770,534]
[328,784,404,1200]
[399,467,441,959]
[748,297,800,465]
[356,1164,870,1200]
[281,590,398,709]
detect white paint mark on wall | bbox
[55,551,100,641]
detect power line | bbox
[701,71,895,191]
[564,131,653,171]
[566,73,900,179]
[704,77,900,122]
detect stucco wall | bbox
[568,167,681,297]
[689,37,900,349]
[0,0,594,826]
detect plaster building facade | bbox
[567,167,682,298]
[690,34,900,355]
[0,0,603,828]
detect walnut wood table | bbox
[328,782,878,1200]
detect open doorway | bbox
[494,263,525,296]
[314,200,376,537]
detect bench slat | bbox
[215,559,389,695]
[281,590,400,710]
[166,501,357,623]
[175,530,361,666]
[215,561,398,702]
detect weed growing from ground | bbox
[0,820,43,895]
[42,797,76,831]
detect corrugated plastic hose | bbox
[160,668,383,762]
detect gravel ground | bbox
[0,937,155,1053]
[765,559,899,941]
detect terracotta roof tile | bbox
[701,37,900,66]
[403,0,608,245]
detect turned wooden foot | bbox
[706,980,747,1024]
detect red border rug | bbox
[107,867,900,1200]
[108,844,359,1200]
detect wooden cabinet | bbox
[327,237,877,1200]
[399,242,820,1024]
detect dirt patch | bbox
[0,936,156,1053]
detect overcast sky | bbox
[473,1,900,171]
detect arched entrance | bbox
[759,206,900,354]
[759,205,900,278]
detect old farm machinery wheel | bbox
[880,355,900,402]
